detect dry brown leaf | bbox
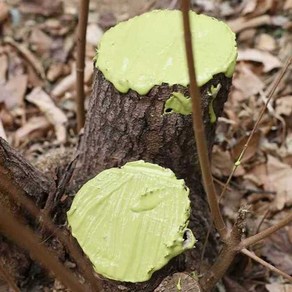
[275,96,292,117]
[0,54,8,83]
[284,0,292,9]
[231,131,261,163]
[0,117,7,140]
[14,116,51,146]
[266,283,292,292]
[233,64,265,98]
[212,145,245,177]
[238,49,281,72]
[266,155,292,211]
[86,24,103,46]
[29,28,52,55]
[26,87,68,143]
[0,74,28,110]
[47,63,69,82]
[242,0,257,15]
[255,33,276,52]
[228,15,271,34]
[4,37,46,79]
[0,2,9,23]
[52,61,92,97]
[262,226,292,276]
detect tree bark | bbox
[70,68,232,290]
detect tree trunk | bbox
[70,68,232,290]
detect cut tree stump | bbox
[70,9,236,291]
[0,9,237,292]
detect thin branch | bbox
[241,213,292,248]
[76,0,89,131]
[241,248,292,282]
[0,174,102,291]
[181,0,227,238]
[0,258,20,292]
[0,206,86,292]
[219,56,292,201]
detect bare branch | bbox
[0,206,86,292]
[241,248,292,282]
[76,0,89,131]
[241,213,292,248]
[0,177,102,292]
[220,56,292,201]
[181,0,227,238]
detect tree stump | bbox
[70,9,237,291]
[0,9,237,292]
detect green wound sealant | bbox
[164,92,192,115]
[208,83,221,123]
[95,10,237,95]
[67,161,195,282]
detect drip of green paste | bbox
[208,83,221,123]
[95,10,237,95]
[67,161,196,282]
[164,92,192,115]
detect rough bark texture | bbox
[0,138,54,284]
[70,68,232,290]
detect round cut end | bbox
[95,9,237,95]
[67,161,195,282]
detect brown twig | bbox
[0,258,20,292]
[181,0,227,239]
[76,0,89,131]
[0,173,102,291]
[241,213,292,248]
[0,206,86,292]
[219,56,292,201]
[241,248,292,282]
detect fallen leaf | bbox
[238,49,282,72]
[266,155,292,211]
[266,283,292,292]
[14,116,51,146]
[231,131,261,163]
[0,2,9,23]
[233,64,265,98]
[4,37,46,79]
[52,61,92,97]
[255,33,276,52]
[262,226,292,275]
[212,145,245,177]
[276,96,292,117]
[0,74,28,110]
[284,0,292,9]
[29,28,52,55]
[26,87,68,143]
[228,15,271,34]
[0,54,8,84]
[0,117,7,140]
[47,63,69,82]
[86,24,103,46]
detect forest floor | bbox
[0,0,291,291]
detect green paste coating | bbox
[95,10,237,95]
[208,83,221,123]
[67,161,196,282]
[164,92,192,115]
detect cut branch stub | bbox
[72,9,237,288]
[68,160,195,282]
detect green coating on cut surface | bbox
[67,161,195,282]
[95,10,237,95]
[164,92,192,115]
[208,83,221,123]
